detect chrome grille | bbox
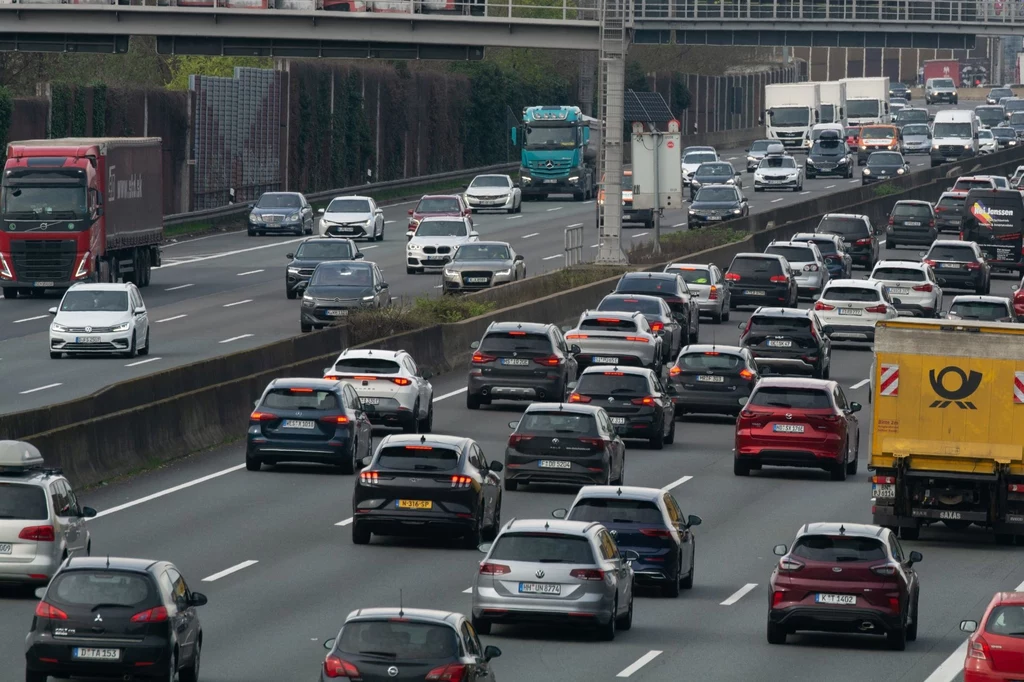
[263,214,284,224]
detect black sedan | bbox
[862,151,910,185]
[668,344,760,417]
[246,377,375,474]
[569,366,675,449]
[689,161,741,198]
[890,82,911,101]
[805,137,854,179]
[992,125,1019,150]
[247,191,315,236]
[285,237,363,299]
[687,185,749,228]
[352,434,503,547]
[301,260,391,332]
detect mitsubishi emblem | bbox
[535,569,545,578]
[94,614,103,622]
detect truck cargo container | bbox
[817,81,847,126]
[842,77,890,126]
[763,83,821,151]
[923,59,961,87]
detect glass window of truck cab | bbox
[767,106,811,126]
[2,172,89,225]
[524,124,579,149]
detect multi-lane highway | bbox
[0,139,940,415]
[2,238,1022,682]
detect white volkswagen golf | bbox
[49,282,150,359]
[813,279,898,342]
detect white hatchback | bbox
[868,260,943,318]
[812,279,898,342]
[49,282,150,359]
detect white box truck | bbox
[842,77,890,126]
[818,81,847,126]
[764,83,821,152]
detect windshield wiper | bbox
[412,464,443,471]
[357,650,398,659]
[91,603,130,611]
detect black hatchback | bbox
[285,237,363,299]
[924,240,992,293]
[320,608,501,682]
[863,151,910,185]
[569,366,675,449]
[246,378,375,474]
[886,200,937,248]
[26,556,207,682]
[805,136,853,179]
[816,213,878,268]
[738,308,831,378]
[668,344,759,417]
[933,192,965,233]
[724,253,798,309]
[612,272,701,344]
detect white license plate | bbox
[35,281,54,287]
[0,543,10,555]
[889,287,910,295]
[773,424,805,433]
[610,417,626,425]
[904,221,921,226]
[326,309,347,316]
[538,460,571,469]
[940,263,962,268]
[623,214,634,220]
[465,277,488,283]
[838,308,863,316]
[519,582,561,594]
[76,336,101,343]
[73,648,120,660]
[816,594,856,605]
[744,290,766,296]
[544,179,558,184]
[872,483,896,498]
[707,215,723,221]
[283,419,316,429]
[766,340,792,348]
[593,356,619,364]
[501,358,530,366]
[360,398,380,405]
[697,375,725,383]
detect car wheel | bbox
[681,550,694,589]
[245,454,261,472]
[336,443,356,475]
[351,521,371,545]
[888,238,897,249]
[418,401,434,433]
[462,510,483,549]
[598,599,617,641]
[723,305,730,321]
[123,333,137,359]
[472,617,492,635]
[616,593,634,630]
[900,525,920,541]
[301,323,312,333]
[664,416,675,445]
[483,495,501,542]
[733,458,751,476]
[649,425,664,450]
[887,619,908,651]
[466,392,482,410]
[906,593,919,642]
[25,671,47,682]
[286,288,297,300]
[846,447,859,475]
[503,478,518,491]
[830,454,848,481]
[766,619,787,645]
[663,557,681,598]
[138,329,150,356]
[712,308,722,323]
[179,640,201,682]
[402,402,421,433]
[156,650,176,682]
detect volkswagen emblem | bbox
[608,397,615,402]
[832,567,843,573]
[545,160,554,169]
[535,569,545,579]
[552,438,559,444]
[334,298,342,303]
[388,666,399,677]
[84,326,92,333]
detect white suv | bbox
[323,349,434,432]
[813,279,898,342]
[868,260,943,318]
[48,282,150,359]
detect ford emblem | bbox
[832,567,842,573]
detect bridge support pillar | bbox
[595,0,630,265]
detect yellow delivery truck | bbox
[870,318,1024,543]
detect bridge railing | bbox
[631,0,1020,24]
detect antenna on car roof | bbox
[616,487,623,496]
[544,521,550,530]
[106,555,110,568]
[420,434,426,444]
[399,589,404,618]
[839,524,846,535]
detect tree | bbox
[165,56,273,90]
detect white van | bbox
[930,109,978,168]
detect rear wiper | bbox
[553,429,579,434]
[609,387,636,394]
[91,603,129,611]
[834,556,861,562]
[357,650,398,659]
[412,464,442,471]
[611,518,636,524]
[538,558,570,563]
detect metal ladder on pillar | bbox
[595,0,629,264]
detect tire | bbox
[49,352,61,360]
[830,456,848,481]
[247,228,256,237]
[681,551,694,589]
[140,250,152,287]
[733,458,751,476]
[663,558,681,598]
[616,594,634,631]
[901,525,920,541]
[286,289,297,300]
[472,617,491,635]
[418,402,434,433]
[887,621,907,651]
[301,323,312,333]
[649,425,664,450]
[766,620,787,645]
[711,308,722,323]
[2,287,17,299]
[402,403,421,433]
[245,455,261,472]
[906,594,919,642]
[995,532,1015,546]
[466,392,482,410]
[503,478,518,492]
[462,511,483,549]
[138,329,150,356]
[179,640,201,682]
[598,600,617,641]
[25,671,47,682]
[157,651,176,682]
[376,224,384,242]
[806,173,816,180]
[123,333,137,359]
[337,444,356,475]
[351,521,371,545]
[846,448,859,476]
[723,306,730,321]
[483,495,501,542]
[665,416,675,445]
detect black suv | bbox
[886,200,937,248]
[612,272,700,345]
[668,344,759,417]
[285,237,363,299]
[569,366,675,449]
[924,240,992,293]
[724,253,798,309]
[815,213,878,268]
[933,192,965,233]
[467,322,579,409]
[26,556,207,682]
[805,134,853,179]
[738,308,831,378]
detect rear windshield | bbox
[479,332,551,353]
[928,245,976,260]
[677,352,743,371]
[949,300,1010,319]
[666,267,711,284]
[0,482,48,520]
[937,196,964,209]
[376,445,460,471]
[749,140,772,152]
[576,373,649,395]
[728,256,783,277]
[579,317,638,332]
[765,245,815,263]
[331,358,400,375]
[750,315,811,333]
[791,535,886,562]
[262,388,339,410]
[49,571,154,607]
[597,297,662,315]
[489,533,596,564]
[518,412,598,436]
[794,237,837,255]
[338,621,458,659]
[1007,100,1024,112]
[749,386,832,409]
[817,216,869,239]
[954,179,994,192]
[892,204,932,217]
[872,267,926,282]
[616,276,679,294]
[985,606,1024,636]
[896,110,928,124]
[824,286,881,302]
[569,498,663,524]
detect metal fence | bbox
[564,225,584,267]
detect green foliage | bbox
[347,297,496,346]
[71,86,87,137]
[485,0,580,19]
[671,72,692,114]
[49,82,71,138]
[165,56,273,91]
[0,85,14,153]
[629,226,748,264]
[625,60,648,92]
[872,182,902,197]
[91,81,107,136]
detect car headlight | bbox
[302,295,315,307]
[806,159,815,166]
[897,168,905,174]
[495,269,512,276]
[443,268,457,277]
[692,180,702,188]
[964,144,972,150]
[288,213,300,221]
[365,218,374,227]
[361,295,375,302]
[952,90,957,96]
[732,208,742,215]
[725,178,735,184]
[863,169,872,175]
[568,176,579,183]
[688,209,696,215]
[932,144,940,150]
[408,243,423,251]
[287,267,301,273]
[747,156,756,162]
[249,212,262,223]
[51,322,67,332]
[838,157,848,164]
[111,322,131,332]
[1011,141,1018,146]
[521,176,531,183]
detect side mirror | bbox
[134,306,145,315]
[483,645,502,662]
[687,514,703,527]
[551,508,568,519]
[514,254,525,261]
[510,127,518,145]
[477,542,493,553]
[422,370,433,380]
[666,384,678,395]
[254,400,260,408]
[81,506,97,518]
[469,231,479,238]
[48,307,58,315]
[908,550,923,565]
[361,403,376,414]
[744,148,750,153]
[380,282,389,289]
[247,202,255,209]
[560,324,572,332]
[323,638,336,650]
[891,297,903,306]
[470,340,480,350]
[939,310,947,317]
[773,543,788,556]
[738,321,747,330]
[567,381,578,391]
[317,208,325,215]
[189,592,208,607]
[570,344,582,354]
[850,402,862,413]
[354,252,364,259]
[408,209,414,215]
[488,460,503,472]
[323,368,333,375]
[286,253,295,259]
[961,620,979,633]
[621,549,640,562]
[1012,284,1020,292]
[508,420,519,430]
[360,456,372,467]
[35,587,47,599]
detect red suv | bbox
[769,522,922,650]
[734,377,860,481]
[961,592,1024,681]
[407,194,472,239]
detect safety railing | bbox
[564,225,584,267]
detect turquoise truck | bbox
[513,105,600,201]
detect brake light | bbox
[778,557,804,572]
[426,663,467,682]
[565,334,588,340]
[507,434,534,447]
[35,601,68,620]
[709,285,719,300]
[724,272,741,281]
[855,238,872,245]
[19,525,55,542]
[872,475,895,484]
[451,475,472,489]
[319,415,350,424]
[131,606,169,623]
[508,331,526,336]
[479,562,511,575]
[772,590,786,607]
[889,597,901,613]
[966,261,981,270]
[650,322,664,332]
[624,336,650,343]
[603,371,625,375]
[912,283,933,292]
[534,355,563,366]
[929,220,935,227]
[639,528,672,538]
[769,275,788,283]
[970,636,992,660]
[250,411,274,422]
[597,317,621,323]
[472,352,496,364]
[669,366,681,376]
[359,471,379,485]
[865,304,889,314]
[289,387,314,393]
[569,568,606,581]
[739,368,755,380]
[323,655,360,679]
[568,393,591,403]
[814,301,835,311]
[391,378,411,386]
[923,259,937,267]
[888,218,894,226]
[631,396,656,406]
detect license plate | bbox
[766,340,792,348]
[35,281,54,287]
[744,289,766,296]
[940,263,962,268]
[593,356,619,364]
[519,582,561,594]
[360,398,380,405]
[396,499,432,509]
[326,309,347,317]
[75,336,101,343]
[0,543,10,555]
[501,358,530,366]
[73,648,120,660]
[889,287,910,295]
[838,308,863,316]
[707,215,722,221]
[872,483,896,498]
[816,594,856,605]
[424,258,446,264]
[623,213,634,220]
[904,221,921,226]
[544,179,558,184]
[697,375,725,383]
[465,277,488,283]
[538,460,571,469]
[773,424,805,433]
[610,417,626,425]
[283,419,315,429]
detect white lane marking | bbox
[542,254,562,261]
[335,518,353,527]
[547,207,563,212]
[219,334,254,344]
[202,560,259,583]
[462,587,473,594]
[662,475,693,491]
[506,215,523,220]
[849,179,859,184]
[851,378,871,389]
[567,223,583,228]
[236,269,265,276]
[583,200,594,205]
[14,315,47,324]
[799,191,810,195]
[721,583,758,606]
[434,387,468,403]
[826,184,836,189]
[770,198,784,203]
[726,156,737,161]
[522,232,540,239]
[616,650,663,678]
[165,284,194,291]
[223,299,252,308]
[878,239,887,246]
[157,314,187,323]
[590,244,599,248]
[362,245,379,250]
[154,238,307,269]
[673,222,687,228]
[125,357,162,368]
[19,383,62,395]
[434,285,444,289]
[92,464,246,519]
[384,220,395,225]
[632,232,649,238]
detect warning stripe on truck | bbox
[1015,371,1024,404]
[880,364,899,396]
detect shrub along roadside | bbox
[628,226,748,264]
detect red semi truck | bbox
[0,137,163,299]
[923,59,960,86]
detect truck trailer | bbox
[842,77,890,126]
[0,137,163,298]
[923,59,961,87]
[763,83,821,151]
[869,318,1024,543]
[515,106,599,201]
[817,81,847,126]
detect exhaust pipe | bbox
[858,621,875,632]
[481,387,489,396]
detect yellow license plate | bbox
[397,499,432,510]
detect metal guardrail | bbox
[564,225,584,267]
[164,162,518,228]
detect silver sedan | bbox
[442,242,526,294]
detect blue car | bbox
[790,232,853,280]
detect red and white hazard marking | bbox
[879,364,899,396]
[1015,371,1024,404]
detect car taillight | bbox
[889,596,901,613]
[131,606,169,623]
[740,318,752,337]
[709,285,719,300]
[769,275,788,283]
[639,528,672,538]
[669,366,681,377]
[935,206,947,213]
[508,434,533,448]
[568,393,591,403]
[570,568,606,581]
[451,475,472,489]
[631,396,656,406]
[924,259,937,267]
[724,272,741,281]
[650,322,664,332]
[19,525,55,542]
[970,636,992,660]
[739,368,755,380]
[359,471,379,485]
[479,562,511,575]
[803,264,819,272]
[426,663,467,682]
[534,355,563,366]
[966,261,981,270]
[870,564,898,576]
[814,301,835,311]
[887,218,894,226]
[912,283,933,292]
[778,557,804,572]
[324,655,361,679]
[855,238,873,245]
[624,336,650,344]
[391,377,411,386]
[579,437,608,450]
[319,415,351,425]
[565,333,589,340]
[35,601,68,620]
[865,304,889,314]
[872,475,895,484]
[929,220,936,227]
[250,411,274,422]
[472,352,496,364]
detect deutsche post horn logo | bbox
[928,366,982,409]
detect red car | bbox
[734,377,860,481]
[844,127,860,151]
[1014,277,1024,318]
[961,592,1024,681]
[769,522,922,650]
[407,194,472,239]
